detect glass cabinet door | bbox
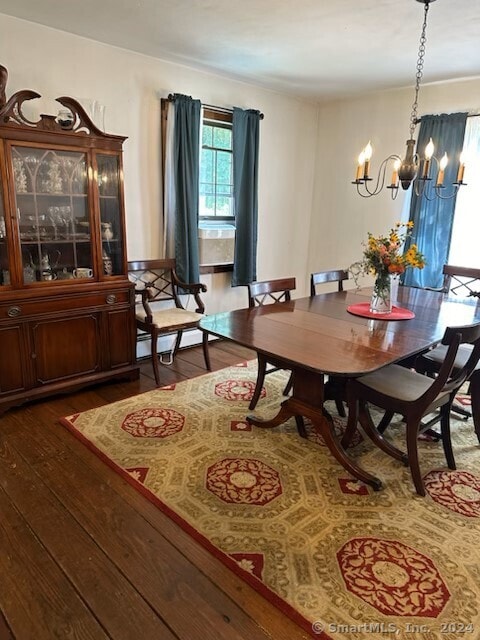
[0,176,10,287]
[11,145,93,283]
[97,154,124,276]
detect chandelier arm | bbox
[362,157,391,196]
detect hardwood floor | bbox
[0,341,310,640]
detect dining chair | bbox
[247,277,296,411]
[128,259,211,387]
[415,265,480,440]
[310,269,350,418]
[341,321,480,496]
[310,268,349,296]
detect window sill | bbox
[199,264,233,275]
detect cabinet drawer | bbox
[0,290,130,320]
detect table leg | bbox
[246,367,382,490]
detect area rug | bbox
[60,361,480,639]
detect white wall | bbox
[0,13,319,317]
[309,77,480,287]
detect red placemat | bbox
[347,302,415,320]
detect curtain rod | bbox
[167,94,264,119]
[414,112,480,124]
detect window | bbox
[448,115,480,267]
[199,110,234,220]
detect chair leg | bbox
[440,403,456,470]
[249,354,267,410]
[340,386,359,448]
[150,330,161,387]
[406,418,425,496]
[377,410,395,434]
[173,330,183,357]
[202,330,211,371]
[470,372,480,444]
[335,399,346,418]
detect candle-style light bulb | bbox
[457,151,466,183]
[355,150,366,181]
[422,138,435,179]
[390,158,401,187]
[436,152,448,186]
[425,138,435,160]
[363,141,372,178]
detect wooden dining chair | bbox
[310,269,350,418]
[247,277,296,410]
[415,265,480,440]
[341,321,480,496]
[310,268,349,296]
[128,259,211,387]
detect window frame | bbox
[199,110,234,222]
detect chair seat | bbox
[358,364,449,405]
[136,307,204,330]
[422,343,480,371]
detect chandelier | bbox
[352,0,466,201]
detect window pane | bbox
[202,125,213,147]
[216,196,234,217]
[217,184,232,195]
[216,151,232,184]
[200,149,214,183]
[213,127,232,150]
[199,182,214,196]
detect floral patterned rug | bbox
[61,361,480,639]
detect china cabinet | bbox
[0,64,138,413]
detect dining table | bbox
[199,285,480,490]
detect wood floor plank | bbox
[0,478,110,640]
[0,437,178,640]
[6,411,277,640]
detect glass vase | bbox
[370,273,392,314]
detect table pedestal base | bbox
[246,367,382,491]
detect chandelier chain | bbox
[409,1,429,138]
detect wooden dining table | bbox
[200,285,480,490]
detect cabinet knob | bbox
[7,306,21,317]
[106,294,117,305]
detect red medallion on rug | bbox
[206,457,282,505]
[121,407,185,438]
[337,537,450,617]
[215,379,265,401]
[425,470,480,517]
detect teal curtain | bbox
[171,94,201,284]
[232,108,260,286]
[403,112,467,289]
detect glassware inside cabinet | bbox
[12,145,94,283]
[97,154,124,276]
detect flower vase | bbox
[370,274,392,314]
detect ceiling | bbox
[1,0,479,101]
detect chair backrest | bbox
[423,322,480,406]
[442,265,480,299]
[127,259,181,307]
[441,321,480,390]
[248,277,296,308]
[310,269,349,296]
